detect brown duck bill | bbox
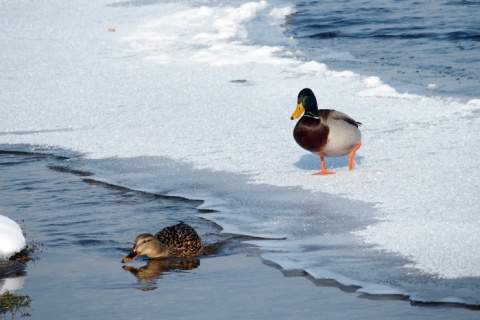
[122,250,140,263]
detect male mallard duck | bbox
[291,88,362,175]
[122,222,204,263]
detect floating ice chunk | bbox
[427,83,438,91]
[0,216,26,259]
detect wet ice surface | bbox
[66,154,480,306]
[1,152,479,319]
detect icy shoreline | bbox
[1,0,479,305]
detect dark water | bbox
[0,152,228,317]
[286,0,480,100]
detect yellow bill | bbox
[290,102,305,120]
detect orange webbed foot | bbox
[313,157,335,175]
[312,169,335,175]
[348,143,362,171]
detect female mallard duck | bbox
[122,222,204,263]
[291,88,362,175]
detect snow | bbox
[0,216,26,259]
[1,0,479,303]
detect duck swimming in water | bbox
[122,222,204,263]
[291,88,362,175]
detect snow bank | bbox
[0,216,26,259]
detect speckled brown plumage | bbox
[155,222,204,258]
[122,222,204,263]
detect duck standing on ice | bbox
[291,88,362,175]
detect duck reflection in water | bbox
[122,258,201,287]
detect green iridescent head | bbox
[290,88,319,120]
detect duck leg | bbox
[348,143,362,170]
[313,156,335,175]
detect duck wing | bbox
[320,109,361,127]
[156,223,204,257]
